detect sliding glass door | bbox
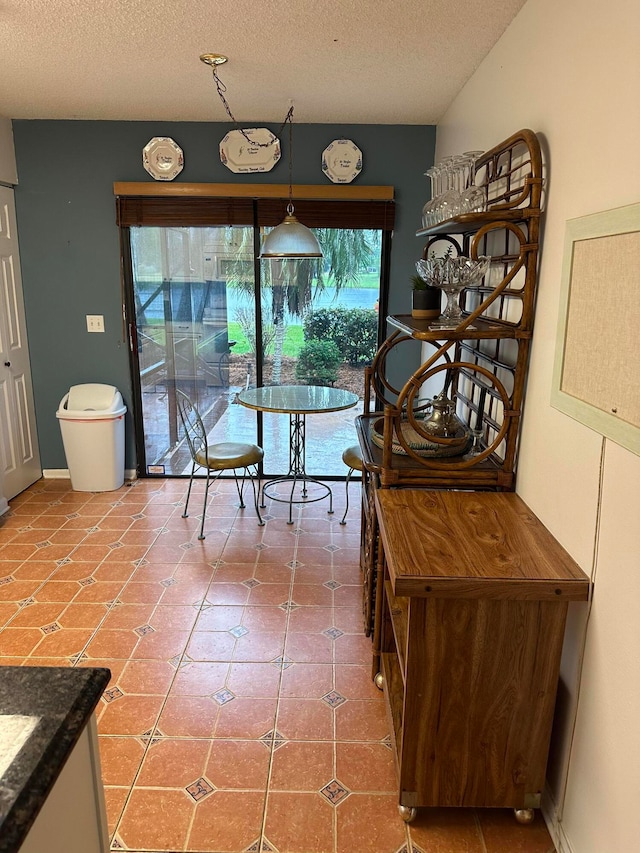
[119,192,393,479]
[130,225,258,476]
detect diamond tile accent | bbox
[180,541,195,550]
[168,655,182,669]
[255,543,268,551]
[111,500,124,507]
[395,846,411,853]
[131,513,145,519]
[382,734,393,751]
[134,624,155,637]
[261,514,275,522]
[212,688,235,706]
[49,500,62,507]
[106,598,124,608]
[323,580,342,590]
[323,627,344,640]
[66,512,80,519]
[86,526,100,533]
[279,601,299,613]
[260,729,287,750]
[321,690,347,709]
[78,576,96,586]
[186,776,215,802]
[103,686,124,703]
[133,558,149,567]
[35,540,51,549]
[18,526,33,533]
[160,577,177,587]
[138,728,164,746]
[0,576,14,586]
[41,622,61,635]
[108,541,124,550]
[56,558,71,566]
[242,578,261,588]
[285,560,301,569]
[229,625,249,638]
[320,779,350,805]
[110,836,125,850]
[270,656,294,670]
[69,652,88,665]
[245,840,277,853]
[324,544,340,552]
[18,597,35,607]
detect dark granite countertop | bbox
[0,666,110,853]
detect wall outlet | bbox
[86,315,105,333]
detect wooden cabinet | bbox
[356,128,544,633]
[373,489,589,821]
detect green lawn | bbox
[228,322,304,358]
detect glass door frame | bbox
[116,186,395,479]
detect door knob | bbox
[3,362,10,367]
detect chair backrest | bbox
[176,390,208,463]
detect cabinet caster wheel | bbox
[374,672,384,690]
[398,805,417,823]
[514,808,535,825]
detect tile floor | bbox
[0,477,556,853]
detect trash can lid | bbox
[67,383,121,412]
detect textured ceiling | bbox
[0,0,526,124]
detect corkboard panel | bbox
[552,203,640,455]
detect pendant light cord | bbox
[211,66,294,148]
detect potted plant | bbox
[410,273,441,319]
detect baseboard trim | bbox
[542,784,574,853]
[42,469,138,482]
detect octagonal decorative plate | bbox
[219,128,281,173]
[322,139,363,183]
[142,137,184,181]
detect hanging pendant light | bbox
[200,53,322,260]
[260,109,322,259]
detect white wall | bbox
[435,1,640,851]
[0,118,17,184]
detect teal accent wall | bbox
[12,120,435,470]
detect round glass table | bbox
[237,385,359,523]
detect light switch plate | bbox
[86,315,105,333]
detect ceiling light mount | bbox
[199,53,228,68]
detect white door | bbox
[0,185,41,498]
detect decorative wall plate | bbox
[219,128,281,173]
[322,139,363,183]
[142,137,184,181]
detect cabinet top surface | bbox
[375,490,590,599]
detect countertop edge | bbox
[0,667,110,853]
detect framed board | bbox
[551,202,640,455]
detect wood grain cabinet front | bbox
[372,489,590,823]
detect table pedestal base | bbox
[260,413,334,524]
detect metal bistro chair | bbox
[176,390,265,539]
[340,444,363,525]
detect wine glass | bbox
[459,150,486,214]
[436,156,464,223]
[421,165,441,228]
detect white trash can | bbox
[56,383,127,491]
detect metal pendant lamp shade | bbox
[260,206,323,258]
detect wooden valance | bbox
[114,182,395,230]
